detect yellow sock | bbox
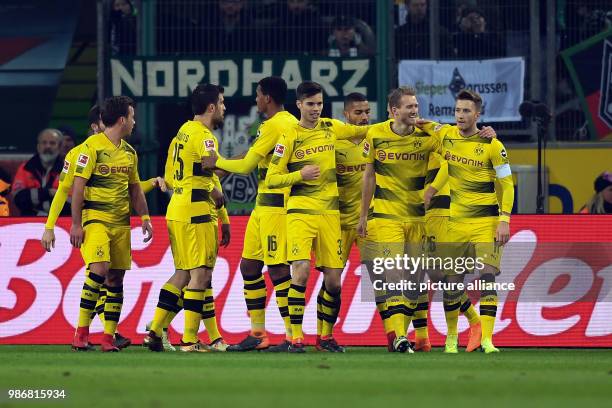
[443,289,462,336]
[480,274,498,341]
[77,271,104,328]
[288,284,306,341]
[413,293,429,339]
[182,289,205,344]
[460,292,480,325]
[103,285,123,336]
[375,301,391,334]
[152,283,182,336]
[93,284,107,326]
[202,286,222,343]
[320,289,341,338]
[386,295,406,337]
[243,273,267,333]
[272,275,292,340]
[316,283,325,337]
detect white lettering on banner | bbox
[0,224,67,337]
[311,60,339,96]
[169,257,231,335]
[280,60,303,90]
[177,60,205,97]
[111,59,143,96]
[146,61,174,97]
[516,258,592,336]
[586,265,612,337]
[210,60,239,97]
[342,262,379,334]
[242,59,273,96]
[342,59,369,95]
[398,57,525,122]
[2,219,612,345]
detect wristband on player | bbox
[499,214,510,223]
[141,214,151,222]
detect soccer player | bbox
[41,105,165,351]
[70,96,153,352]
[421,89,514,353]
[420,152,482,352]
[144,84,225,352]
[324,92,396,350]
[202,77,297,352]
[357,86,443,353]
[144,152,229,352]
[265,81,368,353]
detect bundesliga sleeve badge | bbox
[204,139,216,151]
[62,160,71,173]
[76,153,89,167]
[274,144,285,157]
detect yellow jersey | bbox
[425,152,450,218]
[423,123,514,224]
[74,133,140,227]
[165,120,218,223]
[336,138,368,228]
[363,120,441,222]
[266,118,368,215]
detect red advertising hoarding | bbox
[1,215,611,347]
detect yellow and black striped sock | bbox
[272,275,292,341]
[385,293,406,338]
[243,273,267,334]
[92,284,107,326]
[103,285,123,336]
[316,283,326,337]
[374,289,392,334]
[320,289,341,338]
[402,294,418,333]
[480,274,498,341]
[202,285,221,343]
[288,284,306,341]
[182,289,205,344]
[77,271,104,328]
[413,292,429,339]
[151,283,182,336]
[443,288,462,336]
[162,288,184,330]
[459,292,480,325]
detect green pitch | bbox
[1,346,611,407]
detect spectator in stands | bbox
[327,15,375,57]
[202,0,255,53]
[580,172,612,214]
[453,6,503,59]
[11,129,65,216]
[0,168,11,216]
[277,0,326,54]
[110,0,137,56]
[57,125,77,156]
[395,0,453,59]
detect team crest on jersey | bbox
[62,160,70,173]
[363,141,370,156]
[434,124,444,132]
[474,144,484,156]
[274,144,285,157]
[204,139,215,151]
[413,139,422,149]
[76,153,89,167]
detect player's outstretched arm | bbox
[140,177,168,194]
[333,119,370,141]
[208,149,263,175]
[129,182,153,243]
[70,177,87,248]
[424,160,449,209]
[41,183,72,251]
[357,163,375,238]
